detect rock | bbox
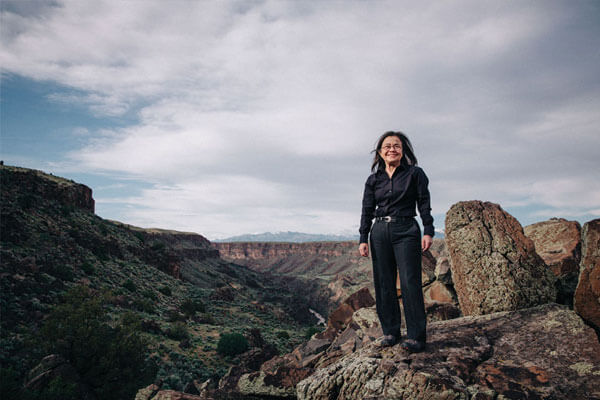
[219,288,379,399]
[525,218,582,305]
[434,256,452,284]
[423,280,456,304]
[524,218,582,277]
[445,201,556,316]
[150,390,203,400]
[574,219,600,331]
[428,237,448,259]
[315,287,375,340]
[425,301,461,322]
[296,303,600,400]
[135,383,161,400]
[1,165,95,213]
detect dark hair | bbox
[371,131,418,172]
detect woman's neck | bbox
[385,161,400,178]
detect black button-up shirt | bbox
[359,164,434,243]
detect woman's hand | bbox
[422,235,433,252]
[359,242,369,257]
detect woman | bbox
[359,131,433,352]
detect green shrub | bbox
[217,333,248,357]
[39,285,155,400]
[133,298,156,314]
[80,262,95,275]
[122,279,137,292]
[165,309,186,323]
[165,322,189,341]
[276,330,290,340]
[180,299,205,317]
[158,286,172,296]
[133,231,146,243]
[304,326,322,339]
[151,241,166,251]
[141,289,158,301]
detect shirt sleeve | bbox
[359,175,376,243]
[415,167,435,237]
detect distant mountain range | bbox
[213,231,360,243]
[214,229,444,243]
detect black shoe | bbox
[379,335,398,347]
[401,339,425,353]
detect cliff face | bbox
[214,241,373,309]
[1,165,95,213]
[214,241,364,273]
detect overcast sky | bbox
[1,0,599,240]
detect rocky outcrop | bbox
[445,201,556,316]
[525,218,582,305]
[574,219,600,331]
[214,288,379,398]
[296,303,600,400]
[1,165,94,213]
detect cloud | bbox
[2,0,599,237]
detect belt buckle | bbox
[383,216,392,222]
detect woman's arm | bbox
[359,175,375,257]
[415,167,435,244]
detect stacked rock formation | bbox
[524,218,581,305]
[574,218,600,332]
[445,201,556,315]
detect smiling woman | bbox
[359,131,434,353]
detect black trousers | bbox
[370,218,426,343]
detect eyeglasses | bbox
[381,144,402,151]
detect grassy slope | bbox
[0,165,318,395]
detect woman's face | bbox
[379,135,403,166]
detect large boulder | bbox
[445,201,556,316]
[574,219,600,331]
[296,303,600,400]
[524,218,582,305]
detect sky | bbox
[1,0,599,240]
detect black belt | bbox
[375,216,413,222]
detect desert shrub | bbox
[150,241,166,251]
[196,313,215,325]
[39,285,154,400]
[133,231,146,243]
[165,322,189,341]
[141,289,158,301]
[217,333,248,357]
[276,330,290,340]
[133,298,156,314]
[304,326,322,339]
[80,262,95,275]
[151,351,208,392]
[180,298,205,317]
[122,279,137,292]
[46,263,74,281]
[165,309,186,323]
[0,367,21,400]
[26,376,79,400]
[158,286,172,296]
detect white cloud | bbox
[2,0,599,237]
